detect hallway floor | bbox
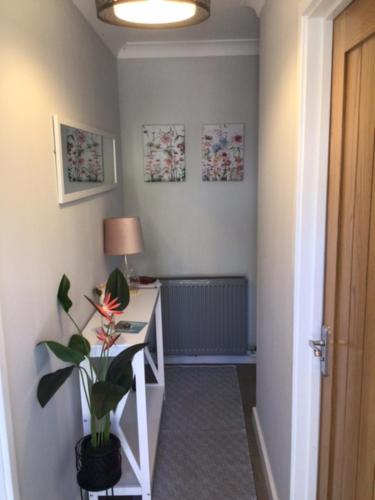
[102,365,268,500]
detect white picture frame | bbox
[53,115,117,204]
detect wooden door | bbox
[318,0,375,499]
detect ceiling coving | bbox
[95,0,210,29]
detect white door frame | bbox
[0,306,20,500]
[290,0,351,498]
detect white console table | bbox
[80,287,165,499]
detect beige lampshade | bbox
[104,217,144,256]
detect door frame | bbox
[290,0,352,498]
[0,305,20,500]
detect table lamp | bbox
[103,217,144,285]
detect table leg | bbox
[133,350,151,499]
[79,358,91,435]
[155,294,165,392]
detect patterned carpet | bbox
[152,366,257,500]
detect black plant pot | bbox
[75,434,122,492]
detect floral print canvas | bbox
[62,125,104,182]
[202,124,245,181]
[143,125,185,182]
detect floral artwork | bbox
[54,115,117,204]
[202,124,245,181]
[63,125,104,183]
[143,125,185,182]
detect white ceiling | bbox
[72,0,260,57]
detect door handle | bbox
[309,326,330,376]
[309,339,325,358]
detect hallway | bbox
[100,365,267,500]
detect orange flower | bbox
[98,293,122,319]
[96,327,120,351]
[86,293,123,320]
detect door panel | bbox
[340,36,375,500]
[318,0,375,498]
[330,44,362,500]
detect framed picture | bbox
[143,124,185,182]
[202,123,245,181]
[53,115,117,204]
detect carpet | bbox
[152,366,257,500]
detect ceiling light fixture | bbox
[95,0,210,29]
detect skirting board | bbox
[164,354,256,365]
[252,407,280,500]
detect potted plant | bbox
[37,268,146,492]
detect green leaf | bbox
[68,334,90,357]
[37,366,75,407]
[106,343,147,386]
[107,362,133,394]
[91,381,127,419]
[38,341,84,364]
[105,268,129,310]
[57,274,73,313]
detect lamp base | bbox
[123,256,139,290]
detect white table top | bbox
[82,287,160,357]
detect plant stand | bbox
[79,285,165,500]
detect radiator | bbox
[159,277,248,356]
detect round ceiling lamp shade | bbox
[95,0,210,29]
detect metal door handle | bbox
[309,339,325,358]
[309,326,330,376]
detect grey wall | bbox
[256,0,300,498]
[0,1,122,498]
[118,56,258,346]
